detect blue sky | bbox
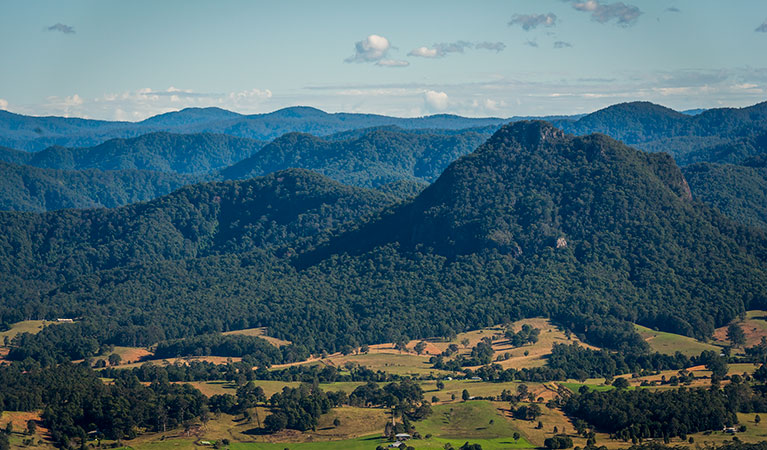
[1,0,766,120]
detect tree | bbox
[436,380,445,390]
[108,353,122,366]
[728,323,747,347]
[544,436,573,449]
[333,418,341,427]
[264,412,288,433]
[756,415,762,424]
[612,378,630,389]
[414,341,428,355]
[26,420,37,435]
[461,338,470,349]
[513,432,521,441]
[462,390,470,401]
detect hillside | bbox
[0,161,199,211]
[220,127,491,187]
[0,169,400,316]
[683,162,767,230]
[0,132,265,174]
[557,101,767,162]
[679,132,767,166]
[303,121,767,340]
[2,123,765,353]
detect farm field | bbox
[634,324,721,357]
[223,327,292,347]
[0,320,66,344]
[713,311,767,348]
[6,315,767,450]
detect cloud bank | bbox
[408,41,506,58]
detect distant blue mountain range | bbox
[0,106,578,151]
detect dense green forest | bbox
[1,122,765,355]
[563,387,736,441]
[683,162,767,230]
[0,161,199,211]
[219,127,490,187]
[0,168,399,313]
[678,132,767,166]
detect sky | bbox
[1,0,766,120]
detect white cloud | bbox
[345,34,394,63]
[376,59,409,67]
[409,46,439,58]
[28,87,274,120]
[569,0,642,26]
[475,42,506,52]
[554,41,573,49]
[424,90,449,112]
[508,13,557,30]
[228,88,273,101]
[408,41,504,59]
[0,99,8,110]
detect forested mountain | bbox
[0,106,511,151]
[219,127,491,187]
[0,161,199,211]
[0,127,486,212]
[0,168,397,295]
[556,101,767,163]
[1,122,765,352]
[683,162,767,230]
[301,121,767,339]
[0,132,265,174]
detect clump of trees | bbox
[505,324,540,347]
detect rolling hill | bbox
[0,132,265,174]
[556,101,767,163]
[219,127,491,187]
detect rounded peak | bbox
[266,106,328,119]
[587,101,686,119]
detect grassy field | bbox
[0,410,54,449]
[713,311,767,348]
[0,320,61,342]
[272,351,449,377]
[223,327,292,347]
[634,324,721,357]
